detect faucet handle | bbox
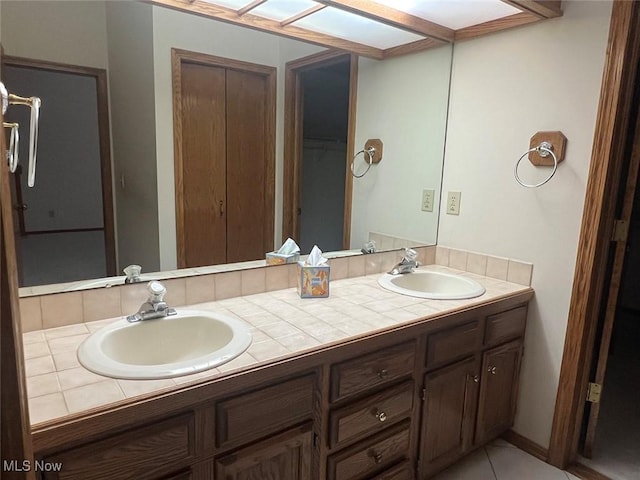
[123,264,142,283]
[403,248,417,261]
[147,281,166,303]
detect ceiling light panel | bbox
[373,0,521,30]
[199,0,255,9]
[295,7,425,49]
[251,0,321,21]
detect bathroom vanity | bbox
[28,272,532,480]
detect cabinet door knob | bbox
[374,410,387,422]
[377,369,389,379]
[488,366,497,375]
[369,450,383,464]
[473,375,480,383]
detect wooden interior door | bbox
[178,61,227,268]
[226,69,270,264]
[0,107,36,479]
[174,50,275,269]
[582,101,640,458]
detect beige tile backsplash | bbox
[18,245,532,332]
[435,246,533,287]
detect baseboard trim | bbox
[500,430,613,480]
[567,463,612,480]
[501,429,548,462]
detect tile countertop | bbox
[23,266,532,426]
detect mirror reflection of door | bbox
[283,52,355,255]
[298,59,350,254]
[2,57,115,287]
[173,49,276,269]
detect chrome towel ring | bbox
[351,146,376,178]
[1,81,41,186]
[3,122,19,173]
[350,139,383,178]
[514,141,558,188]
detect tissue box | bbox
[266,251,300,265]
[297,262,330,298]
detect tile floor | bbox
[432,439,580,480]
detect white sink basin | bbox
[378,269,486,300]
[78,310,252,380]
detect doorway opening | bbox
[549,3,640,474]
[2,56,115,286]
[577,78,640,480]
[283,51,357,253]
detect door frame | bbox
[1,55,117,276]
[548,0,640,468]
[282,50,358,249]
[1,106,36,479]
[171,48,276,268]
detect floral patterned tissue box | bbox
[266,251,300,265]
[297,262,330,298]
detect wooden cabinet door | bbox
[475,340,523,445]
[215,423,313,480]
[419,357,478,477]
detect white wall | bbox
[0,1,108,69]
[439,0,612,447]
[106,1,160,273]
[352,46,452,249]
[151,6,323,270]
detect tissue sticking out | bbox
[298,245,330,298]
[266,238,301,265]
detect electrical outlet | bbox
[421,189,434,212]
[447,191,461,215]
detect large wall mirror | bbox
[0,0,452,295]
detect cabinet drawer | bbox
[327,421,411,480]
[426,321,479,369]
[216,374,315,448]
[484,307,527,346]
[42,414,195,480]
[330,381,414,449]
[331,342,416,402]
[372,462,414,480]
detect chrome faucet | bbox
[123,264,142,284]
[126,281,177,323]
[388,248,420,275]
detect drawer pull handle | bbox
[374,410,387,422]
[488,366,497,375]
[377,369,389,379]
[369,450,384,464]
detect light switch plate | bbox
[421,189,434,212]
[447,191,461,215]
